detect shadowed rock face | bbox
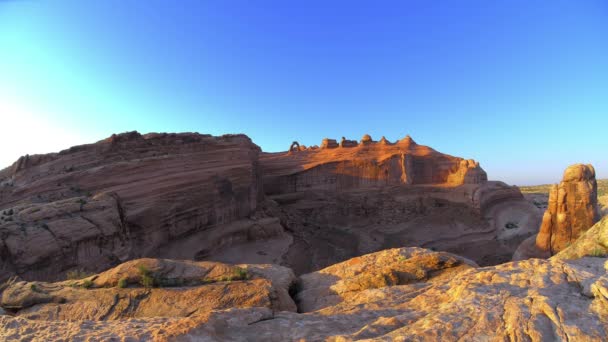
[0,132,263,281]
[514,164,600,260]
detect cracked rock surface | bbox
[2,242,608,341]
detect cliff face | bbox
[0,132,263,281]
[261,135,487,195]
[0,132,534,281]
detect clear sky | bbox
[0,1,607,185]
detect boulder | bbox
[359,134,373,146]
[338,137,357,148]
[320,138,338,149]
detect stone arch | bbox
[289,141,301,152]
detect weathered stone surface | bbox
[0,132,537,283]
[320,138,338,149]
[359,133,374,145]
[554,215,608,260]
[0,132,263,281]
[339,136,358,148]
[3,247,608,341]
[261,135,488,195]
[514,164,600,260]
[260,135,533,270]
[446,159,487,184]
[295,247,478,312]
[0,258,296,320]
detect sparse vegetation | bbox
[82,279,94,288]
[520,179,608,197]
[30,284,39,292]
[138,265,156,288]
[590,248,605,257]
[117,277,128,288]
[233,266,248,280]
[76,198,87,211]
[66,269,94,280]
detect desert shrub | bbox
[591,248,605,257]
[137,265,156,288]
[82,279,94,289]
[226,267,248,281]
[66,269,94,280]
[117,277,128,288]
[30,284,39,292]
[76,198,87,211]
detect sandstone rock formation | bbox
[260,135,536,270]
[514,163,600,260]
[359,133,374,145]
[3,246,608,341]
[0,258,296,319]
[0,132,264,281]
[320,138,338,149]
[554,214,608,260]
[262,134,488,195]
[0,131,537,283]
[339,136,357,148]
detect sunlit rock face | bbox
[536,164,600,254]
[261,134,488,195]
[3,246,608,341]
[514,164,600,260]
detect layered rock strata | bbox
[0,132,263,281]
[261,135,488,195]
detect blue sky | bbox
[0,1,607,185]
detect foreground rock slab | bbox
[2,245,608,341]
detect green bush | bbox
[117,277,128,288]
[233,267,248,280]
[591,248,605,257]
[82,279,94,289]
[137,265,156,288]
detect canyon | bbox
[0,131,605,341]
[0,132,538,281]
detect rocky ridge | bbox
[0,132,540,281]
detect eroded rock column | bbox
[536,164,600,254]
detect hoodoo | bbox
[514,163,600,259]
